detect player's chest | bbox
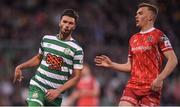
[43,42,75,57]
[130,35,158,53]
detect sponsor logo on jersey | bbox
[132,46,152,51]
[46,53,63,71]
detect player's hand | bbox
[13,66,24,83]
[151,77,163,92]
[94,55,112,67]
[46,89,60,101]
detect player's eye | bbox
[139,12,143,15]
[63,20,67,23]
[69,22,74,25]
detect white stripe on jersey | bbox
[44,35,82,51]
[38,67,68,81]
[73,55,83,60]
[30,79,47,92]
[35,75,63,89]
[65,41,82,51]
[161,47,172,51]
[43,42,75,57]
[74,64,83,69]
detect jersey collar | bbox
[140,27,155,34]
[57,34,74,41]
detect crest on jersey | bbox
[64,48,71,55]
[32,92,38,98]
[147,36,153,42]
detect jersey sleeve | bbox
[73,49,84,69]
[159,34,173,52]
[39,36,44,55]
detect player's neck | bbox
[57,33,72,41]
[140,24,154,34]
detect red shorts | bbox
[120,87,161,106]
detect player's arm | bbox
[158,50,178,81]
[46,69,82,101]
[95,55,131,72]
[152,50,178,91]
[16,53,42,69]
[158,34,178,80]
[151,34,178,91]
[57,69,82,93]
[152,50,177,89]
[13,53,42,83]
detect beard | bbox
[61,29,73,37]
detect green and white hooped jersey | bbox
[30,35,84,93]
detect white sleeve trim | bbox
[74,64,83,69]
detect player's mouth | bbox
[136,19,139,23]
[136,20,140,25]
[64,29,70,32]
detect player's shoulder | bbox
[129,32,139,41]
[70,38,83,51]
[42,34,57,40]
[153,28,164,35]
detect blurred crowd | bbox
[0,0,180,106]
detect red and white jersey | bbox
[127,27,173,89]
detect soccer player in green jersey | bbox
[13,9,84,106]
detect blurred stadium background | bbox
[0,0,180,106]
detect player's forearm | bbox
[56,75,80,94]
[110,62,131,72]
[158,55,178,81]
[17,54,42,69]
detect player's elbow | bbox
[170,54,178,67]
[173,56,178,67]
[126,63,131,72]
[73,75,81,84]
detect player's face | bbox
[135,7,153,28]
[59,16,76,36]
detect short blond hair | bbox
[138,2,158,18]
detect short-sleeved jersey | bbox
[30,35,84,94]
[127,27,173,89]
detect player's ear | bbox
[59,18,62,27]
[148,12,155,21]
[72,23,76,30]
[59,21,61,27]
[73,25,76,30]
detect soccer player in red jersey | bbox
[95,2,178,106]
